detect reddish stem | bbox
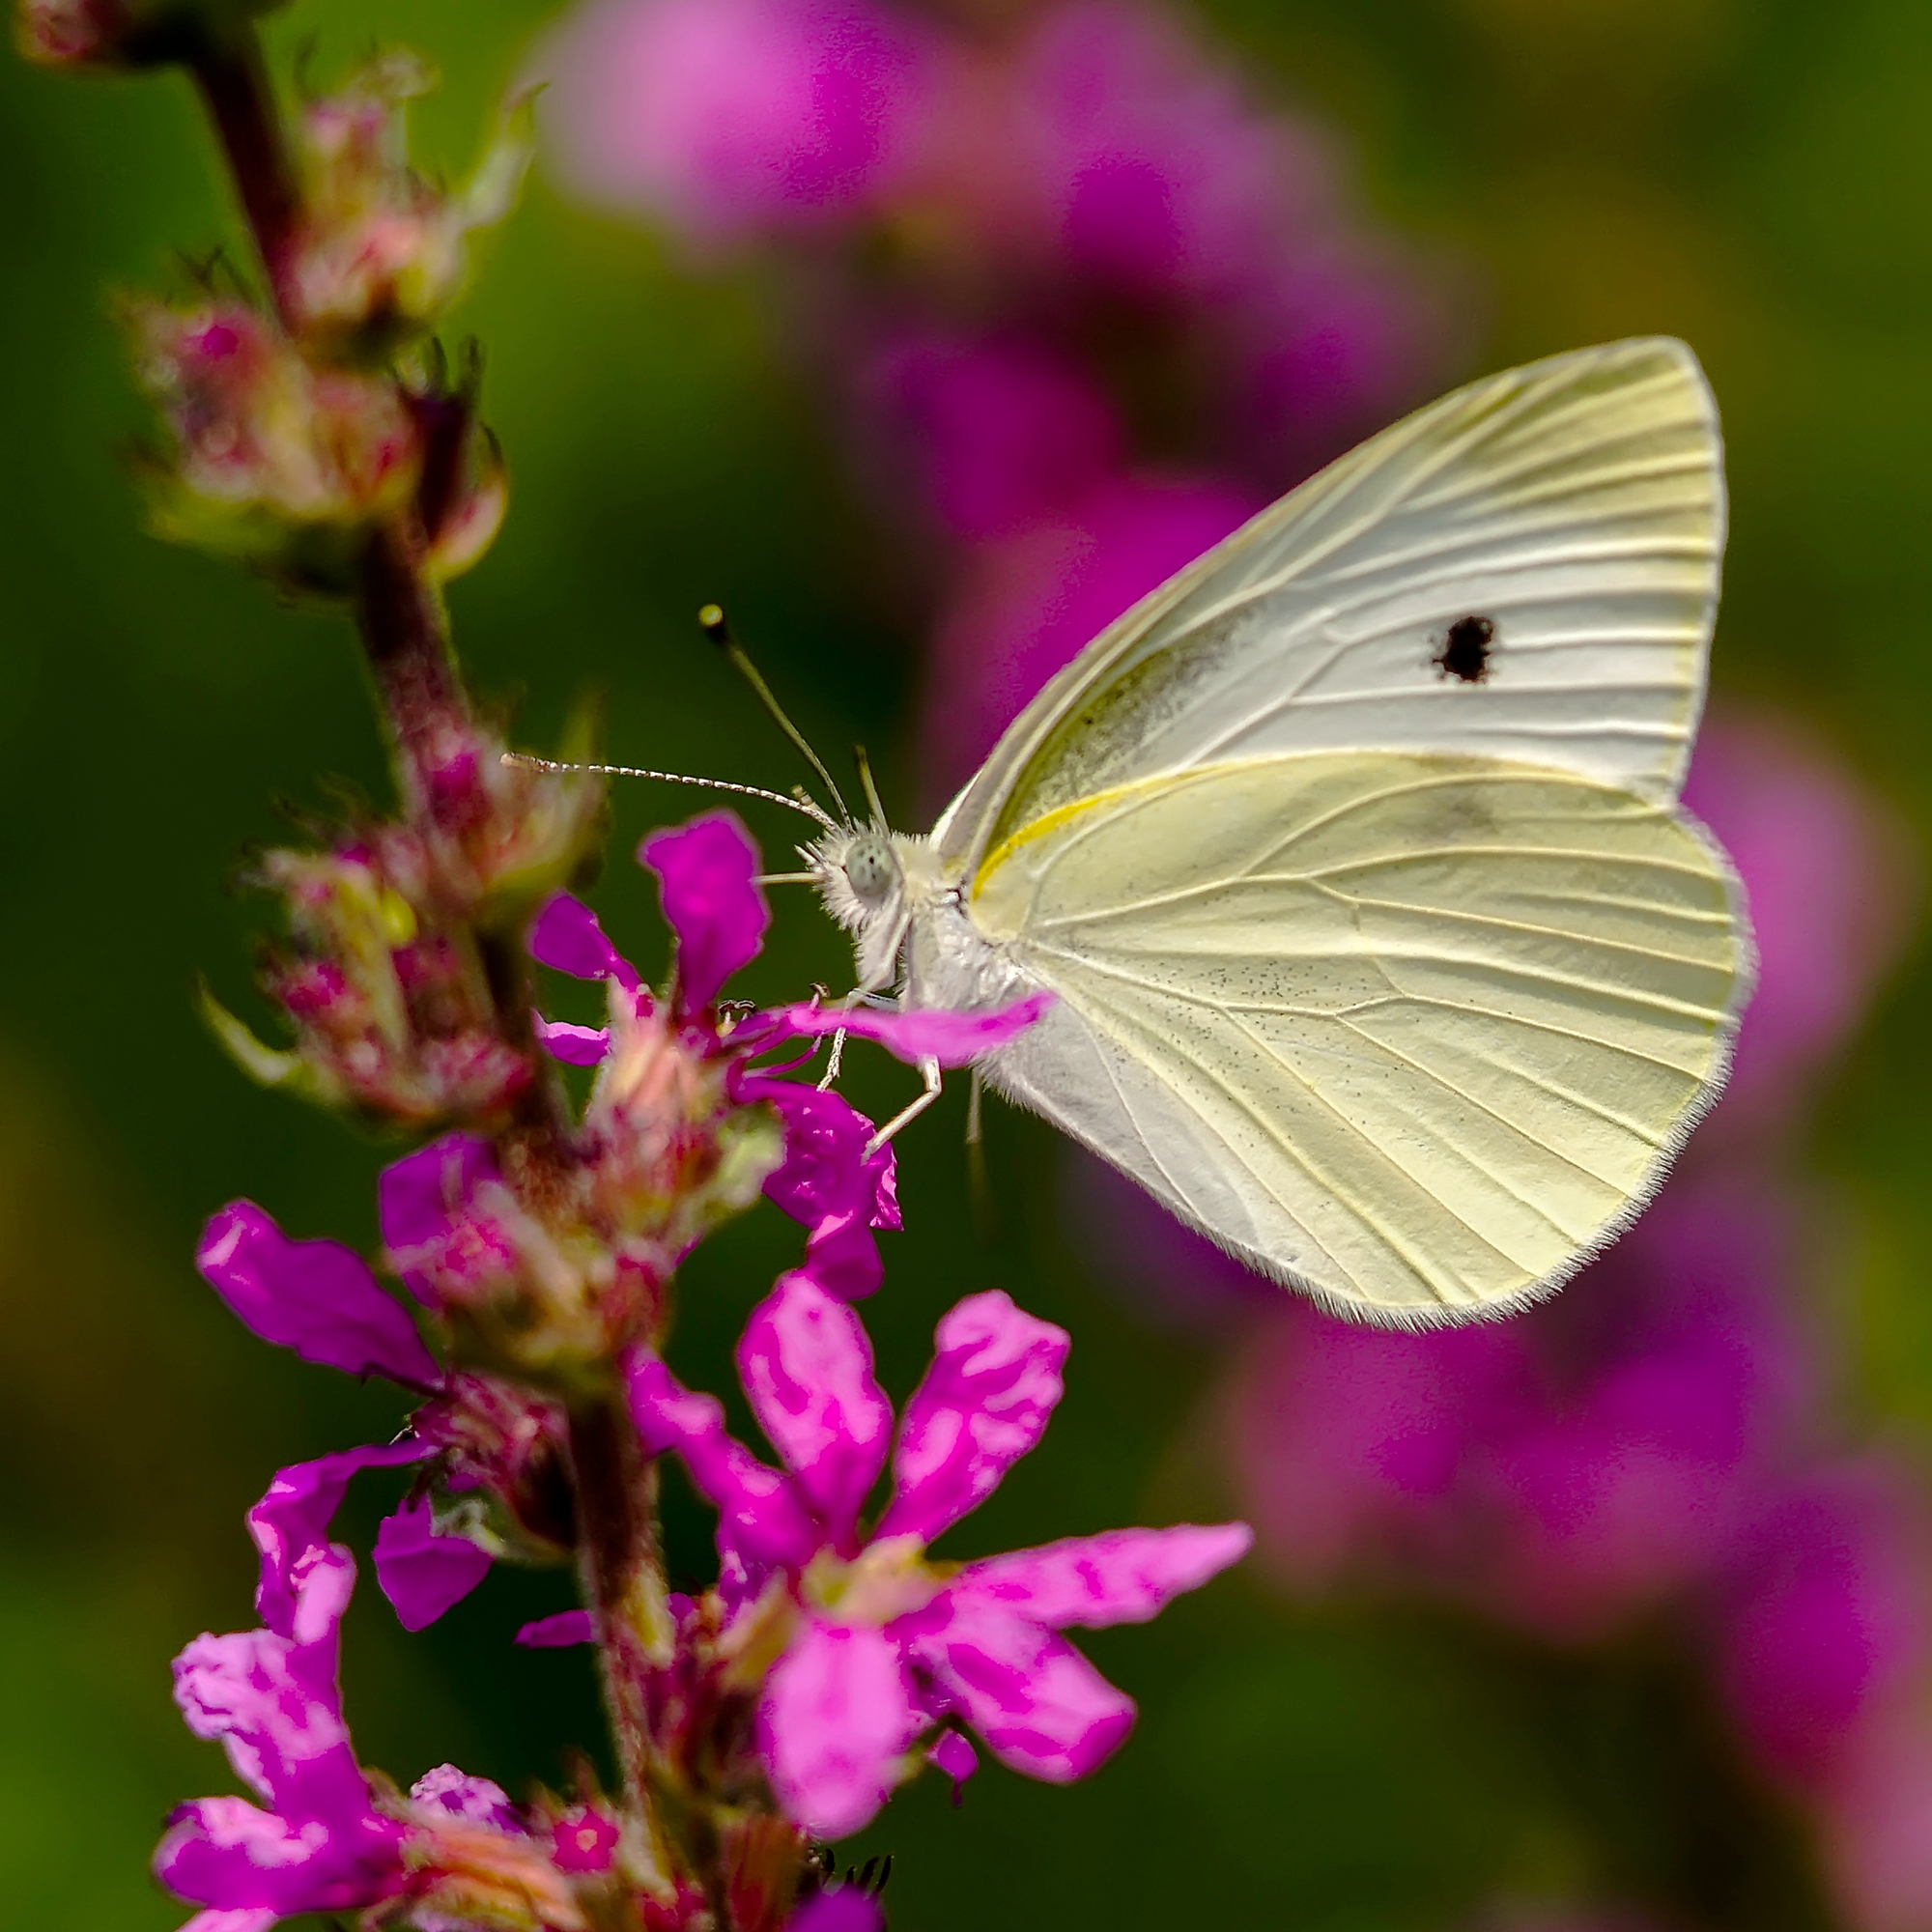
[183,9,669,1879]
[570,1396,671,1809]
[185,25,301,328]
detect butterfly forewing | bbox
[968,753,1748,1323]
[934,337,1724,881]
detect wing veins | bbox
[1083,981,1495,1301]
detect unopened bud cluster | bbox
[32,0,532,594]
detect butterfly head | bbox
[805,825,919,988]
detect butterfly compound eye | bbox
[843,836,898,903]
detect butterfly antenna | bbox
[699,604,853,825]
[499,753,838,830]
[854,745,888,828]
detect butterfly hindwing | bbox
[968,753,1749,1324]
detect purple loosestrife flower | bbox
[629,1272,1251,1836]
[529,810,1045,1298]
[1683,710,1919,1140]
[534,0,1450,832]
[157,1447,587,1932]
[1213,1169,1817,1640]
[1710,1459,1932,1786]
[195,810,1049,1644]
[192,1196,530,1626]
[539,0,932,241]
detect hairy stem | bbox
[353,520,478,824]
[570,1396,672,1818]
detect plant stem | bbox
[185,22,300,327]
[353,520,478,825]
[570,1395,672,1815]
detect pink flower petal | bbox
[640,810,770,1013]
[196,1202,441,1391]
[247,1443,429,1643]
[155,1791,403,1918]
[625,1350,824,1567]
[534,1014,612,1065]
[526,892,640,988]
[516,1609,596,1648]
[878,1290,1068,1543]
[373,1494,494,1633]
[911,1600,1134,1782]
[774,990,1055,1067]
[790,1890,886,1932]
[758,1617,922,1838]
[927,1727,978,1804]
[746,1078,895,1298]
[953,1522,1251,1629]
[169,1631,374,1842]
[738,1273,894,1544]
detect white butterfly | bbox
[525,338,1751,1326]
[800,337,1753,1329]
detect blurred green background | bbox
[5,1,1932,1927]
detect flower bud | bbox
[15,0,278,70]
[384,706,606,921]
[412,1371,578,1558]
[288,51,535,355]
[205,839,534,1125]
[124,296,421,592]
[584,988,785,1262]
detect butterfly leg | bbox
[816,1029,848,1091]
[866,1055,942,1153]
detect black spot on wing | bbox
[1434,614,1495,684]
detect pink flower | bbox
[853,332,1125,542]
[156,1454,425,1923]
[629,1273,1250,1836]
[1684,709,1919,1137]
[1710,1459,1931,1784]
[1012,0,1320,302]
[158,1455,582,1931]
[1218,1171,1816,1640]
[529,810,1049,1295]
[919,469,1261,797]
[539,0,931,242]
